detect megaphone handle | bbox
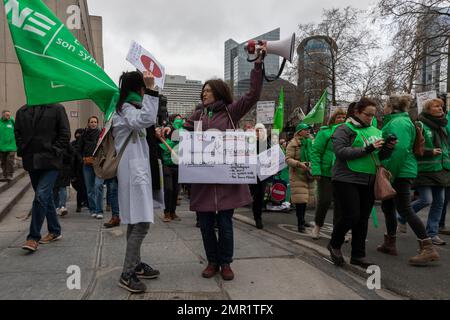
[247,54,261,63]
[263,59,287,82]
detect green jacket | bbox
[300,137,313,163]
[381,113,417,179]
[0,117,17,152]
[346,123,382,175]
[311,125,339,177]
[417,122,450,173]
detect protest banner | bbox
[178,131,258,184]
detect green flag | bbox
[273,88,284,132]
[4,0,119,120]
[303,89,328,125]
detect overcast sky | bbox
[87,0,377,85]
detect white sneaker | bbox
[96,214,104,219]
[312,225,321,240]
[91,213,97,218]
[56,208,61,216]
[431,236,447,246]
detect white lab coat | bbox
[112,94,159,225]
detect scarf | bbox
[125,92,143,104]
[419,112,448,148]
[184,100,227,131]
[347,116,370,128]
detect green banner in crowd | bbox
[4,0,119,120]
[273,88,284,133]
[303,89,328,125]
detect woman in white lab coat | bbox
[112,70,160,294]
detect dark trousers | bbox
[250,180,267,221]
[296,203,307,226]
[330,181,374,259]
[27,170,61,241]
[0,152,15,178]
[163,166,179,214]
[198,210,234,265]
[381,179,427,239]
[123,223,150,273]
[314,177,338,227]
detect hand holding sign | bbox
[143,71,155,90]
[126,41,166,90]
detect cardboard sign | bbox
[256,101,275,125]
[126,41,166,90]
[257,145,287,181]
[178,131,258,184]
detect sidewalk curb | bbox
[0,169,27,194]
[0,177,32,223]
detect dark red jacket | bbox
[184,63,263,212]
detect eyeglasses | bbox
[361,111,376,118]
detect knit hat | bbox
[295,123,311,134]
[255,123,265,130]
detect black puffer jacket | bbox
[14,104,70,172]
[79,128,101,157]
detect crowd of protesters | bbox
[5,53,449,293]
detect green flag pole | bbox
[371,207,379,228]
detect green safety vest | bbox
[417,123,450,172]
[345,123,382,175]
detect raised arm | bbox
[227,63,264,123]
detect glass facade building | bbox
[225,28,280,98]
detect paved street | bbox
[0,187,402,300]
[234,202,450,300]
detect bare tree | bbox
[374,0,450,93]
[287,7,379,105]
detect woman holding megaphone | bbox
[183,46,266,281]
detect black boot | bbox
[255,219,263,230]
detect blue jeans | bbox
[105,178,119,216]
[54,187,67,209]
[441,187,450,227]
[198,210,234,265]
[27,170,61,241]
[83,165,104,214]
[400,186,445,237]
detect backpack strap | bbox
[224,106,236,130]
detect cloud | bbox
[87,0,376,84]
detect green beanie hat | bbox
[295,123,311,134]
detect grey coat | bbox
[184,63,263,212]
